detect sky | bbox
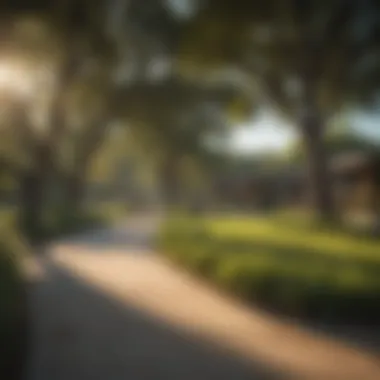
[229,113,296,154]
[167,0,195,18]
[230,111,380,155]
[351,113,380,141]
[168,0,380,155]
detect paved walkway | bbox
[24,216,380,380]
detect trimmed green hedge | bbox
[0,234,27,380]
[159,215,380,324]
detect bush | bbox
[158,216,219,276]
[159,215,380,324]
[0,235,27,379]
[213,255,276,298]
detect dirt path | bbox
[24,215,380,380]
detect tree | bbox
[179,0,380,222]
[0,0,257,236]
[0,1,205,235]
[288,126,380,163]
[0,2,122,238]
[117,77,240,208]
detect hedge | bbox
[159,215,380,324]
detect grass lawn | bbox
[159,213,380,324]
[208,214,380,262]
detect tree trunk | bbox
[18,141,57,240]
[62,172,86,215]
[370,162,380,235]
[18,171,46,240]
[300,113,336,223]
[64,116,113,213]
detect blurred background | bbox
[0,1,380,379]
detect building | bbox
[332,151,380,213]
[214,152,380,214]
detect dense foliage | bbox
[159,215,380,324]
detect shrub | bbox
[0,235,27,379]
[159,217,219,276]
[159,215,380,324]
[213,255,275,298]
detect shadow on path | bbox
[25,217,380,380]
[25,258,282,380]
[215,237,380,353]
[62,219,380,355]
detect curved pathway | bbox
[24,215,380,380]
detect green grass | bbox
[159,214,380,324]
[208,214,380,261]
